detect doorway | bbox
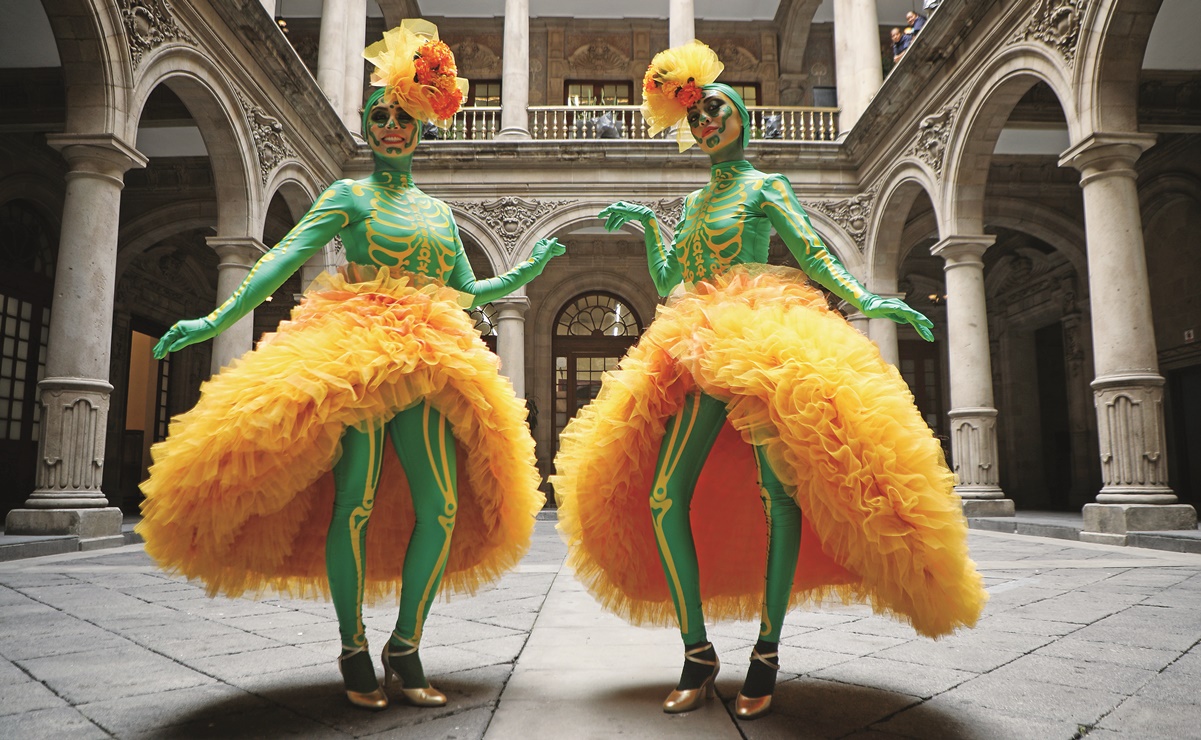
[121,321,171,513]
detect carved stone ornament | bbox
[568,44,631,75]
[912,98,961,177]
[450,198,577,255]
[649,197,685,232]
[235,90,297,185]
[802,187,878,252]
[120,0,196,68]
[1010,0,1090,65]
[452,39,502,78]
[713,43,759,73]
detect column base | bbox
[5,507,123,539]
[1080,503,1197,546]
[961,498,1015,517]
[494,128,531,141]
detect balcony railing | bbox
[430,105,839,142]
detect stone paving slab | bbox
[0,525,1199,738]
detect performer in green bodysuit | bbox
[554,41,985,720]
[140,20,562,711]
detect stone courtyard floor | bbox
[1,520,1199,739]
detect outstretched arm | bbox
[447,223,566,307]
[761,176,934,341]
[153,181,355,358]
[599,201,683,296]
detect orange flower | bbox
[676,81,702,108]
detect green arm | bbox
[599,201,683,296]
[761,176,934,341]
[153,180,355,358]
[446,224,566,308]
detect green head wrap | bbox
[702,83,751,149]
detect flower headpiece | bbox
[363,19,469,128]
[641,40,725,152]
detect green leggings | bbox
[326,400,457,651]
[650,393,802,644]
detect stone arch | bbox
[115,200,218,281]
[867,159,941,291]
[445,206,508,276]
[263,162,323,222]
[985,197,1088,280]
[1077,0,1163,134]
[127,46,260,237]
[42,0,133,135]
[1138,172,1201,223]
[0,174,66,231]
[943,46,1080,234]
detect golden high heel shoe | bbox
[381,637,447,707]
[662,643,720,714]
[337,645,388,710]
[734,646,779,720]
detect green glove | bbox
[599,201,681,296]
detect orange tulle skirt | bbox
[552,266,986,638]
[137,266,544,603]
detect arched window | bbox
[552,292,642,451]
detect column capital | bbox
[1058,132,1157,184]
[206,236,268,265]
[930,235,995,266]
[46,133,148,181]
[492,294,531,315]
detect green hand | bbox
[861,296,935,342]
[153,318,219,359]
[530,237,567,267]
[599,201,654,232]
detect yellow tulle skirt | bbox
[137,266,544,602]
[553,266,986,638]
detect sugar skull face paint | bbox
[366,99,420,158]
[686,91,741,156]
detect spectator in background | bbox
[891,27,910,64]
[906,11,926,35]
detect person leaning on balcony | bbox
[553,40,986,721]
[891,26,912,63]
[906,10,927,35]
[137,19,564,712]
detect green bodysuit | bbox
[155,154,559,655]
[609,159,924,645]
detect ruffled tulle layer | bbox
[137,266,544,603]
[552,266,985,638]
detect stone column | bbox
[206,237,266,375]
[316,0,348,120]
[1059,132,1196,542]
[669,0,696,47]
[931,235,1013,516]
[839,300,869,337]
[493,294,530,399]
[342,0,368,133]
[5,134,146,545]
[833,0,884,135]
[867,291,905,367]
[496,0,531,141]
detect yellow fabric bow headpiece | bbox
[363,19,470,128]
[641,40,725,152]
